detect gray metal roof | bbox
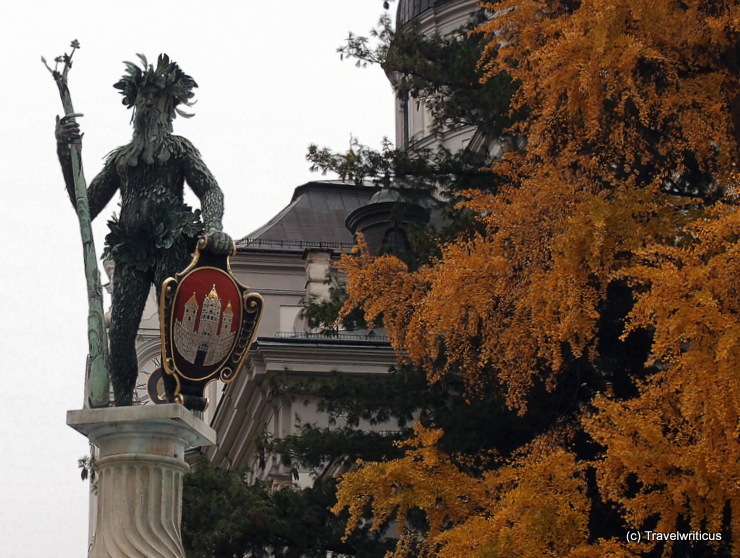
[237,180,378,252]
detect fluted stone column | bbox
[304,249,332,303]
[68,404,216,558]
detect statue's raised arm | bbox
[56,115,121,220]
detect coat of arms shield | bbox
[160,239,263,410]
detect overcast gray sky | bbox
[0,2,394,555]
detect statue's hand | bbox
[55,113,84,144]
[202,229,234,255]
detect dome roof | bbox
[368,187,404,204]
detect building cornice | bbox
[206,337,396,468]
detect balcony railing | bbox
[237,237,355,252]
[272,331,389,342]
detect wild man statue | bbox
[56,54,233,406]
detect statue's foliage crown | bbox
[114,54,197,118]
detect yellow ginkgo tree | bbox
[333,1,739,556]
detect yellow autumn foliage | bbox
[340,174,691,411]
[478,0,739,188]
[334,424,600,558]
[334,0,739,555]
[586,205,740,551]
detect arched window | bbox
[381,226,410,254]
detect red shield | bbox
[160,241,263,409]
[171,267,241,381]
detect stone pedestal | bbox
[67,404,216,558]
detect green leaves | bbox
[113,53,198,112]
[42,39,80,79]
[102,202,203,270]
[182,458,393,557]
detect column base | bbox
[68,404,216,558]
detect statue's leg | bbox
[109,262,152,406]
[154,238,196,402]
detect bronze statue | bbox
[56,54,233,406]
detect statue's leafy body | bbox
[56,54,232,406]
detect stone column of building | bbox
[68,404,216,558]
[303,249,333,332]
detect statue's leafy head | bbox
[114,54,197,120]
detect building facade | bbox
[202,181,397,487]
